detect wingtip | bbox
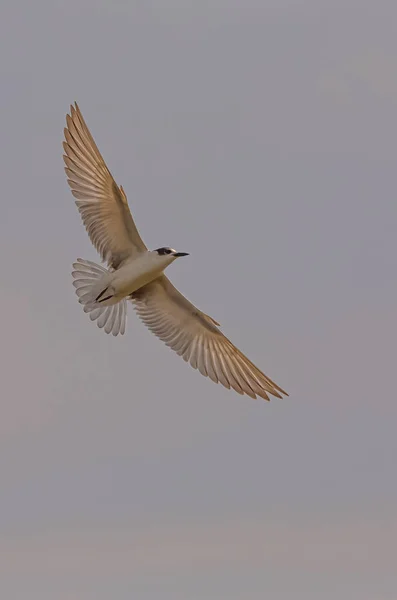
[258,386,287,401]
[67,102,79,119]
[278,386,289,397]
[269,379,289,398]
[274,388,289,399]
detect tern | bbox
[63,103,288,401]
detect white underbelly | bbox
[112,263,163,299]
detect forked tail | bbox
[71,259,127,336]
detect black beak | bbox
[173,252,189,257]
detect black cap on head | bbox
[155,247,189,257]
[155,247,174,255]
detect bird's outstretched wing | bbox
[63,103,147,269]
[131,277,288,400]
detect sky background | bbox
[1,1,397,598]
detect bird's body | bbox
[78,251,178,307]
[63,102,288,400]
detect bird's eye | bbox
[156,247,172,255]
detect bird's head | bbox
[151,246,188,269]
[154,246,189,259]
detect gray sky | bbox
[1,1,396,598]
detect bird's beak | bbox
[173,252,189,257]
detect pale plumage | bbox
[132,277,286,399]
[63,104,147,268]
[63,102,288,400]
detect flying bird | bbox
[63,103,287,401]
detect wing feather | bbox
[132,276,288,401]
[63,103,147,268]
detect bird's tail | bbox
[71,259,127,336]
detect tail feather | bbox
[71,259,127,336]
